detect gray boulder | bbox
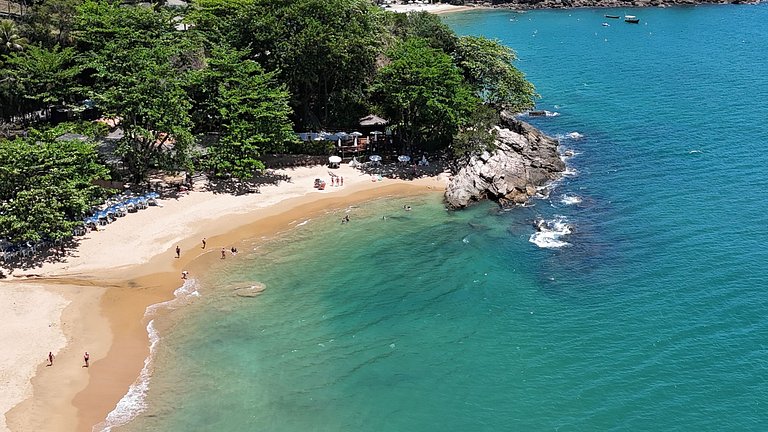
[445,112,565,209]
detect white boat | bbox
[624,15,640,23]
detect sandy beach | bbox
[0,164,448,432]
[387,3,478,14]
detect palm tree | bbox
[0,19,28,55]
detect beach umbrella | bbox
[329,155,342,163]
[351,131,363,136]
[398,155,411,163]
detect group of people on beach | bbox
[46,351,89,367]
[177,239,239,278]
[202,238,237,258]
[327,171,344,187]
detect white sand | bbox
[0,285,69,432]
[387,3,475,14]
[0,163,448,431]
[10,164,433,277]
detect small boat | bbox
[605,14,620,19]
[602,22,610,27]
[624,15,640,23]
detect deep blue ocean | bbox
[110,4,768,431]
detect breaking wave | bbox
[94,279,201,431]
[530,216,573,248]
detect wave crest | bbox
[530,217,573,248]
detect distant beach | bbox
[0,164,447,432]
[387,3,479,14]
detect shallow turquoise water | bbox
[115,5,768,431]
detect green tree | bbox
[451,104,499,163]
[0,135,109,243]
[5,44,82,111]
[372,38,477,152]
[206,0,382,129]
[385,11,458,53]
[22,0,82,47]
[454,36,536,112]
[190,46,295,179]
[0,19,28,55]
[72,0,178,53]
[74,0,195,182]
[0,66,31,123]
[94,43,194,182]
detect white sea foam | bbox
[520,110,560,118]
[529,216,572,248]
[96,279,201,432]
[295,219,311,227]
[95,320,160,432]
[563,166,579,177]
[561,195,582,205]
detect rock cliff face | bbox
[445,112,565,209]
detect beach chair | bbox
[146,192,160,206]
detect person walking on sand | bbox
[83,352,90,368]
[221,248,226,259]
[201,238,206,249]
[340,176,344,186]
[175,245,181,258]
[47,351,54,366]
[181,271,189,280]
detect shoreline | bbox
[1,165,447,432]
[388,1,760,15]
[388,4,481,14]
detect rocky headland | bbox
[445,111,565,209]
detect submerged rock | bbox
[445,111,565,209]
[234,283,267,297]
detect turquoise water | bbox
[115,5,768,431]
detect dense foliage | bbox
[372,38,476,151]
[0,0,537,243]
[0,134,109,243]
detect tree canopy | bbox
[372,38,477,151]
[0,0,538,244]
[0,134,109,243]
[190,46,295,179]
[455,35,536,112]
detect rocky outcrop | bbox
[445,112,565,209]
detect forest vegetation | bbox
[0,0,535,244]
